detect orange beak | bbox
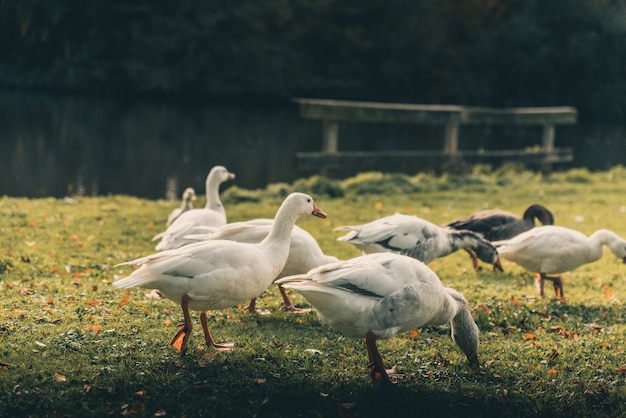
[312,204,327,219]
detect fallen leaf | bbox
[117,291,131,308]
[409,330,419,338]
[524,332,535,340]
[512,295,520,307]
[374,202,383,210]
[54,372,67,382]
[604,287,612,298]
[85,300,101,306]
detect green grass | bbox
[2,165,626,417]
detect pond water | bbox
[1,91,625,199]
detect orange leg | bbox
[244,298,257,313]
[170,294,193,355]
[200,312,234,351]
[538,273,565,300]
[278,284,310,313]
[465,249,480,271]
[365,331,395,385]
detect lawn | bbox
[1,165,626,417]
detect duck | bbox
[152,165,235,250]
[335,213,503,271]
[277,252,481,384]
[114,192,327,355]
[166,187,197,227]
[185,219,339,312]
[492,225,626,299]
[445,204,554,270]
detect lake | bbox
[1,91,625,199]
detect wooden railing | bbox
[294,98,577,173]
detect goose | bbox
[115,192,327,355]
[185,219,339,312]
[166,187,197,227]
[445,204,554,269]
[277,252,481,384]
[335,213,503,272]
[493,225,626,299]
[153,165,235,250]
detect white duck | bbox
[335,213,503,271]
[493,225,626,299]
[153,165,235,250]
[115,192,327,355]
[445,204,554,270]
[277,252,481,384]
[185,219,338,312]
[166,187,197,227]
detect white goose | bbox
[153,165,235,250]
[166,187,197,227]
[185,219,339,312]
[277,252,481,384]
[115,192,327,355]
[335,213,503,271]
[445,204,554,270]
[493,225,626,298]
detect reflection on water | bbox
[0,92,322,199]
[1,91,625,199]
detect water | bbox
[1,91,625,199]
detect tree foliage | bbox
[1,0,625,122]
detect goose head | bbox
[474,240,504,272]
[447,288,481,368]
[280,192,327,220]
[183,187,196,202]
[524,204,554,226]
[207,165,236,185]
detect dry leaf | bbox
[524,332,535,340]
[54,372,67,382]
[117,291,131,308]
[512,295,520,307]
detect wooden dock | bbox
[294,98,577,174]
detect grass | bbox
[2,164,626,417]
